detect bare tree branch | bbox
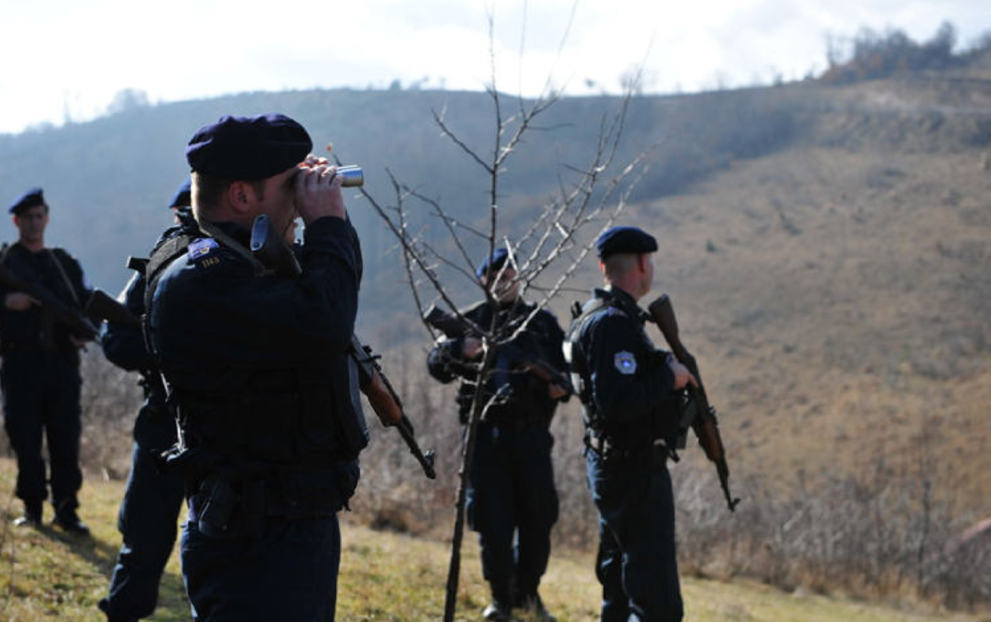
[355,8,653,620]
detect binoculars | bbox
[336,165,364,187]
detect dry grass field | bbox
[0,457,985,622]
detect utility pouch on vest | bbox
[340,356,370,458]
[270,465,359,517]
[651,389,694,451]
[196,476,237,537]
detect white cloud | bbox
[0,0,986,134]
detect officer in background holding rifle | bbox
[0,188,95,534]
[565,226,705,622]
[426,247,570,622]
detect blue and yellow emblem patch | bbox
[614,351,637,375]
[188,238,220,267]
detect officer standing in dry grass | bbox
[565,227,697,622]
[0,188,94,535]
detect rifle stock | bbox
[85,289,141,327]
[423,305,470,339]
[648,294,740,512]
[249,214,301,278]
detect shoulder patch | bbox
[605,307,628,318]
[187,238,221,266]
[614,351,637,375]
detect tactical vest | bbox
[566,291,691,455]
[564,295,610,434]
[141,222,367,527]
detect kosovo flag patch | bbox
[614,351,637,375]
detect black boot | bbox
[12,499,42,527]
[482,601,512,622]
[517,592,556,622]
[53,504,90,536]
[98,598,138,622]
[482,582,513,622]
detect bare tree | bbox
[355,7,650,621]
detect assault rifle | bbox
[84,288,141,327]
[249,214,436,479]
[350,336,437,479]
[423,304,572,395]
[648,294,740,512]
[0,262,99,342]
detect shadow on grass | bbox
[54,521,191,621]
[0,482,190,621]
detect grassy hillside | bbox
[621,144,991,509]
[0,457,983,622]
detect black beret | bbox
[8,187,46,215]
[185,114,313,180]
[476,247,510,278]
[596,226,658,259]
[168,179,192,209]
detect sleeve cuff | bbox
[303,215,352,242]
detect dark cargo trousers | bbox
[466,423,559,602]
[586,448,683,622]
[100,403,184,621]
[182,503,342,622]
[0,349,83,511]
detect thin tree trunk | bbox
[443,349,496,622]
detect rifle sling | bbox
[196,218,272,277]
[46,249,83,309]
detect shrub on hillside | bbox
[821,22,961,84]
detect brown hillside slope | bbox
[604,141,991,515]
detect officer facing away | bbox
[427,248,570,622]
[564,226,697,622]
[0,188,93,534]
[146,114,365,621]
[98,180,191,622]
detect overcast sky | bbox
[0,0,986,135]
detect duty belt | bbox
[584,430,663,462]
[484,415,551,431]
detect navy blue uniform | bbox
[99,267,184,622]
[147,215,363,622]
[428,300,568,607]
[567,287,684,622]
[0,243,90,517]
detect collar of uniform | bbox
[602,286,647,322]
[592,287,612,302]
[8,241,45,257]
[604,285,634,305]
[202,220,251,246]
[502,298,536,314]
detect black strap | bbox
[566,295,611,430]
[195,218,271,277]
[46,249,82,309]
[141,231,199,380]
